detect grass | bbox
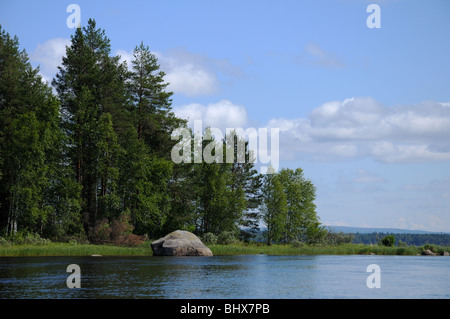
[0,241,448,257]
[209,243,425,256]
[0,242,153,257]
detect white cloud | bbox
[116,49,134,70]
[116,47,242,97]
[172,99,248,132]
[352,169,386,184]
[296,42,345,68]
[33,40,240,96]
[158,49,244,96]
[164,63,219,96]
[371,141,450,163]
[266,97,450,163]
[30,38,71,83]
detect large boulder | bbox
[151,230,213,256]
[422,249,437,256]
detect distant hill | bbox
[248,226,449,245]
[325,226,447,234]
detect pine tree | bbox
[128,42,184,158]
[225,131,263,240]
[96,112,122,221]
[122,42,184,237]
[191,130,263,237]
[53,19,129,233]
[193,129,233,235]
[163,160,198,234]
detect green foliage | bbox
[207,243,431,256]
[324,231,354,245]
[217,231,238,245]
[58,232,89,245]
[422,243,439,253]
[3,230,52,245]
[262,171,287,245]
[0,237,10,246]
[88,213,146,246]
[0,25,80,238]
[128,42,182,157]
[261,167,320,245]
[226,131,263,239]
[381,235,396,247]
[89,219,112,244]
[0,21,330,248]
[397,240,407,247]
[351,232,449,246]
[189,130,262,237]
[201,232,218,245]
[0,243,152,256]
[53,19,130,231]
[290,239,306,248]
[305,222,328,244]
[194,153,234,235]
[50,19,179,240]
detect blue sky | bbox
[1,0,449,231]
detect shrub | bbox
[5,229,27,244]
[325,231,354,245]
[0,237,11,246]
[22,233,52,245]
[88,214,146,246]
[423,244,439,253]
[89,219,112,244]
[59,233,89,245]
[290,239,306,248]
[397,240,407,247]
[5,231,51,245]
[110,214,133,245]
[202,232,218,245]
[122,233,145,247]
[217,231,238,245]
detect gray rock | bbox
[443,251,449,256]
[421,249,437,256]
[151,230,213,256]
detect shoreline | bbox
[0,242,448,257]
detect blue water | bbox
[0,255,448,299]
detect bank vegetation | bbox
[1,233,448,257]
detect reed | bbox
[209,243,425,256]
[0,242,152,257]
[0,242,446,257]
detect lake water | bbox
[0,255,448,299]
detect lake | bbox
[0,255,448,299]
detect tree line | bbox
[0,20,321,245]
[351,232,450,246]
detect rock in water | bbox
[151,230,213,256]
[421,249,437,256]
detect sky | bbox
[1,0,449,232]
